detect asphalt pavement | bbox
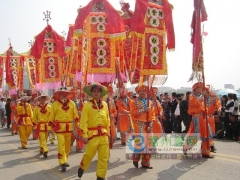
[0,127,240,180]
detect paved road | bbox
[0,127,240,180]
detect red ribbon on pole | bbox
[5,46,13,85]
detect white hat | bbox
[34,93,50,102]
[19,95,32,101]
[53,86,75,100]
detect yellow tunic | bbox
[80,99,110,139]
[16,102,33,125]
[33,104,52,131]
[49,100,79,133]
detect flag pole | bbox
[201,24,210,152]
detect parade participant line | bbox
[0,137,73,180]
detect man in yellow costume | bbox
[48,96,56,145]
[49,87,79,172]
[16,95,33,149]
[78,83,110,180]
[33,94,51,158]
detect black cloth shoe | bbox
[78,167,84,178]
[22,146,28,149]
[202,155,214,158]
[96,177,106,180]
[133,161,138,168]
[183,146,187,155]
[210,146,216,153]
[66,163,70,167]
[43,152,48,158]
[142,166,153,169]
[61,164,67,172]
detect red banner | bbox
[18,56,25,91]
[25,56,37,88]
[5,47,12,85]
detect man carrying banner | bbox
[49,87,79,172]
[48,96,56,144]
[183,82,214,158]
[107,85,117,149]
[130,85,156,169]
[116,87,134,145]
[71,90,84,153]
[204,86,221,152]
[10,95,18,135]
[149,87,164,137]
[16,95,33,149]
[78,83,110,180]
[33,94,51,158]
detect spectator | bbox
[180,91,191,133]
[214,115,225,139]
[220,95,228,122]
[0,97,6,127]
[162,98,172,133]
[229,114,240,141]
[5,98,12,129]
[233,94,239,116]
[159,94,163,104]
[180,93,185,100]
[174,97,182,133]
[176,93,181,98]
[163,92,168,101]
[224,93,235,139]
[162,117,172,133]
[170,92,178,132]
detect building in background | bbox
[237,89,240,94]
[224,84,234,90]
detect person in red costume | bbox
[130,85,156,169]
[183,82,214,158]
[204,86,221,152]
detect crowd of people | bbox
[0,82,239,180]
[149,91,240,142]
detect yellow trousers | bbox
[56,133,71,165]
[18,125,32,148]
[79,136,109,178]
[39,131,49,153]
[49,130,56,144]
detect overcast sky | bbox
[0,0,239,90]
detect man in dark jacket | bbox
[180,92,191,133]
[5,98,12,129]
[214,115,225,139]
[162,98,172,133]
[229,114,240,141]
[170,92,178,132]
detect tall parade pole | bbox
[28,40,35,96]
[190,0,209,150]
